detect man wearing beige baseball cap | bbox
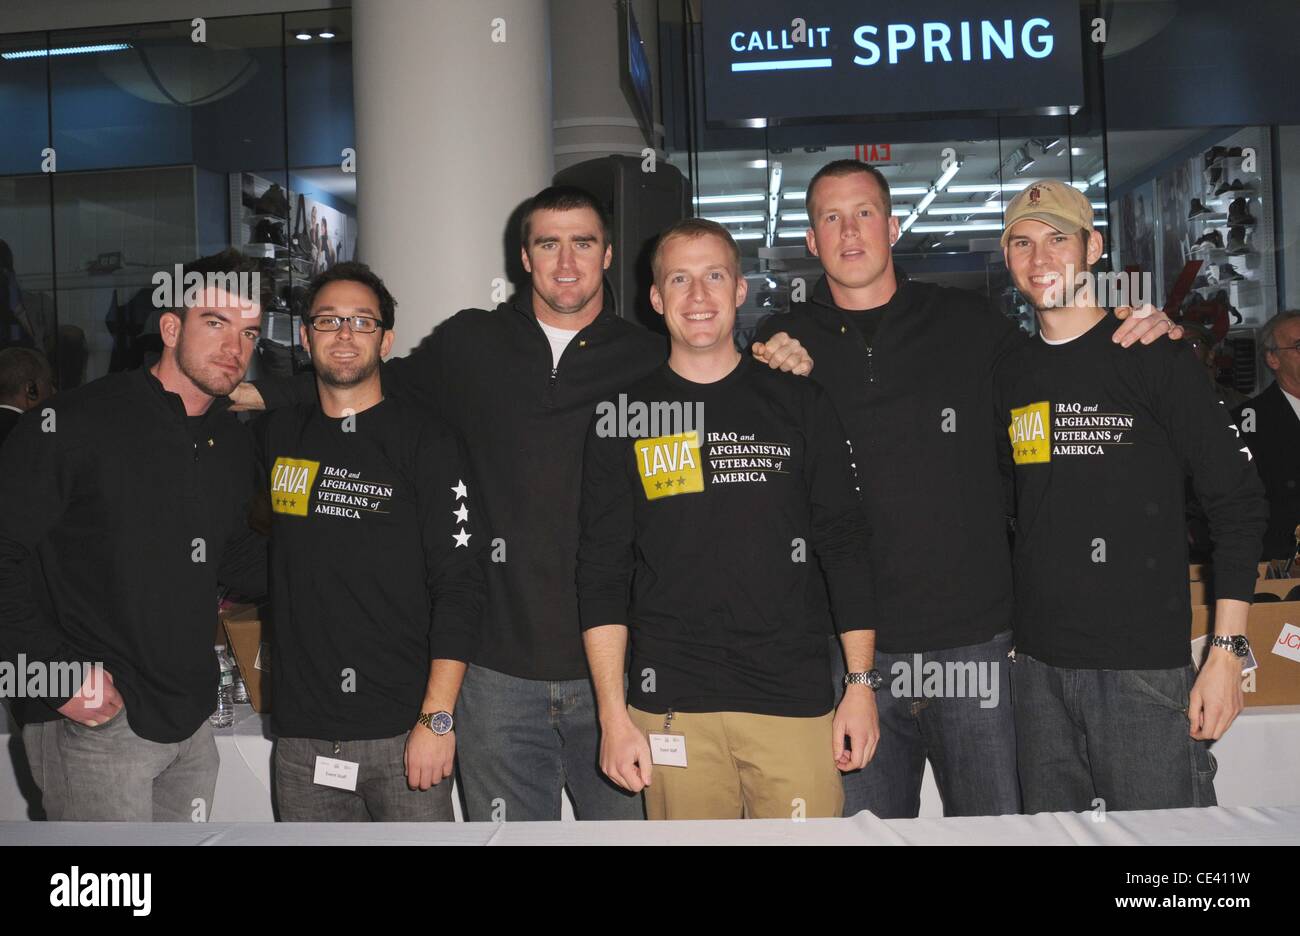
[750,160,1184,822]
[996,179,1268,814]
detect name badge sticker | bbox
[648,733,688,767]
[313,755,359,791]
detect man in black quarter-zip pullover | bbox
[235,186,813,821]
[753,160,1181,819]
[0,249,268,821]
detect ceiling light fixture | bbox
[2,42,132,59]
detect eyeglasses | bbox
[1270,341,1300,353]
[308,314,383,334]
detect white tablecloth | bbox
[6,704,1300,823]
[2,805,1298,846]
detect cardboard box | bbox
[1189,574,1300,607]
[1191,599,1300,706]
[1190,562,1270,582]
[220,603,271,713]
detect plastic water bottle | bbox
[211,645,235,728]
[230,654,250,705]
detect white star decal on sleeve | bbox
[453,528,471,548]
[451,479,468,499]
[453,504,469,524]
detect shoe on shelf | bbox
[1217,262,1245,283]
[1188,198,1213,220]
[1226,226,1252,255]
[1192,230,1224,251]
[252,218,286,247]
[1226,197,1256,225]
[252,183,289,218]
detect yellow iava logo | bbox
[635,432,704,500]
[1009,401,1051,465]
[270,457,320,516]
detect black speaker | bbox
[553,155,688,330]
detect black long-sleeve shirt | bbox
[0,369,266,742]
[996,317,1267,669]
[577,358,872,718]
[754,276,1022,653]
[257,399,484,740]
[254,296,665,680]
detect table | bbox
[2,805,1298,846]
[6,704,1300,822]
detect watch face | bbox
[1231,635,1250,656]
[866,671,884,690]
[431,711,454,734]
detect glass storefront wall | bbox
[0,8,354,388]
[660,0,1298,396]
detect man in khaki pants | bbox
[577,219,879,819]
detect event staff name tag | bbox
[648,733,687,767]
[313,756,359,791]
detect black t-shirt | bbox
[996,316,1267,669]
[577,357,871,718]
[258,398,485,740]
[846,307,884,348]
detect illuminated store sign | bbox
[703,0,1084,124]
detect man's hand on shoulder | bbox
[1112,304,1184,348]
[752,330,814,376]
[229,382,266,412]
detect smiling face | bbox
[162,286,261,398]
[806,170,899,294]
[300,279,393,389]
[650,230,747,355]
[1004,219,1104,312]
[521,206,613,321]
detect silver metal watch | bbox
[843,670,884,691]
[1209,634,1250,658]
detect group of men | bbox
[0,159,1278,823]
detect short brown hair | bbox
[806,159,892,222]
[652,218,741,282]
[520,185,612,246]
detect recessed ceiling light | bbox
[319,31,336,39]
[295,33,312,41]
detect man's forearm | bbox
[1212,598,1250,638]
[583,624,629,724]
[839,628,875,673]
[420,658,467,715]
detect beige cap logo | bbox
[1001,180,1094,248]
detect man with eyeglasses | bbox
[0,249,268,820]
[1234,310,1300,562]
[258,262,485,821]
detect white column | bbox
[352,0,553,355]
[550,0,662,172]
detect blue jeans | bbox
[1011,653,1218,813]
[455,664,644,821]
[830,631,1020,818]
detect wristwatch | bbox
[1209,635,1250,658]
[843,670,884,691]
[417,711,454,735]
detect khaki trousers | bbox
[627,706,844,820]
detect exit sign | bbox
[854,144,893,162]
